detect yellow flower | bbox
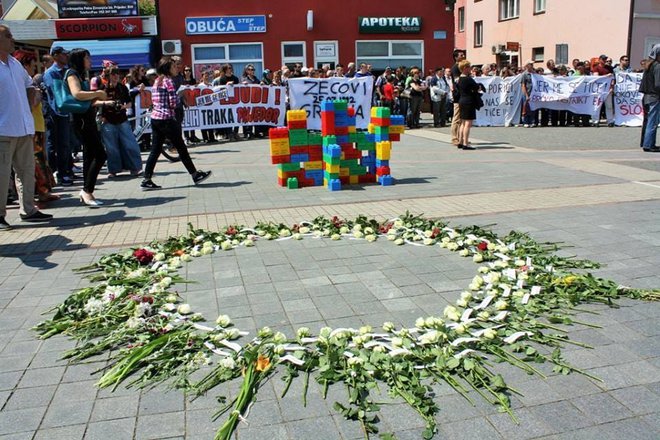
[256,355,271,372]
[562,275,578,285]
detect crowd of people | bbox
[1,19,659,230]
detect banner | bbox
[57,0,139,18]
[474,75,523,127]
[529,74,612,119]
[288,77,374,130]
[135,84,286,132]
[613,72,643,127]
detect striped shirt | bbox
[151,76,177,120]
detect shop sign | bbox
[358,17,422,33]
[57,0,138,18]
[54,18,143,39]
[185,15,267,35]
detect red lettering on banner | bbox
[236,107,280,123]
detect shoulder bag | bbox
[52,70,92,114]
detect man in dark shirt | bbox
[450,49,466,145]
[640,44,660,151]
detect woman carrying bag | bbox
[456,59,482,150]
[140,57,211,191]
[65,48,114,206]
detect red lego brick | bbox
[271,154,291,164]
[277,177,287,186]
[335,126,348,135]
[269,127,290,139]
[389,133,400,142]
[371,117,391,127]
[339,176,349,184]
[290,146,309,155]
[309,150,322,161]
[287,119,307,130]
[376,166,390,176]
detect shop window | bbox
[499,0,519,21]
[532,47,544,62]
[356,40,423,71]
[282,41,306,69]
[474,21,483,48]
[191,43,263,80]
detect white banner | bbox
[474,75,523,127]
[135,84,286,131]
[529,74,612,119]
[288,77,374,129]
[613,72,643,127]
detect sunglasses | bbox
[184,69,191,71]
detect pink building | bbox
[453,0,652,69]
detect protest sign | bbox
[474,75,523,127]
[613,72,643,127]
[528,74,612,119]
[288,77,374,129]
[135,84,286,132]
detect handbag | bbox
[52,70,91,114]
[399,88,412,99]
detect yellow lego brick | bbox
[389,125,405,134]
[277,169,284,178]
[304,161,323,170]
[323,178,328,187]
[376,141,391,160]
[270,144,290,157]
[339,167,349,177]
[370,107,379,118]
[349,175,359,184]
[326,164,340,174]
[287,109,308,121]
[368,123,375,134]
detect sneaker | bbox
[20,211,53,222]
[141,179,162,191]
[58,176,73,187]
[0,217,12,230]
[72,165,83,173]
[192,170,212,185]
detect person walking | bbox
[640,44,660,152]
[66,48,113,207]
[457,59,480,150]
[140,57,211,190]
[0,25,53,229]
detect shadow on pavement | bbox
[394,176,438,185]
[192,181,252,189]
[51,209,139,229]
[0,234,88,268]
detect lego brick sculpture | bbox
[269,100,404,190]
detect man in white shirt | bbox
[0,25,53,230]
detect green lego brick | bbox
[308,132,323,145]
[322,135,337,146]
[287,177,299,189]
[323,155,341,165]
[374,107,391,118]
[373,126,389,134]
[323,171,340,180]
[278,163,301,172]
[333,100,348,111]
[351,166,367,176]
[349,133,358,143]
[340,159,359,168]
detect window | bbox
[499,0,519,20]
[458,7,465,32]
[534,0,546,14]
[532,47,544,62]
[282,42,306,68]
[314,41,338,70]
[356,40,423,71]
[555,44,568,65]
[191,43,263,79]
[474,21,483,47]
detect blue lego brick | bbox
[365,133,376,142]
[374,134,389,142]
[375,159,389,167]
[305,170,323,178]
[290,154,309,163]
[321,100,335,111]
[379,175,394,186]
[329,145,341,158]
[335,135,349,144]
[328,179,342,191]
[390,115,405,126]
[361,156,375,166]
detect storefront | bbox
[158,2,454,77]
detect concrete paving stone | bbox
[183,409,218,437]
[513,380,565,406]
[236,423,289,440]
[639,414,660,433]
[439,416,503,440]
[488,407,557,440]
[251,301,285,316]
[0,406,47,436]
[281,298,316,312]
[624,319,660,338]
[51,379,98,404]
[90,394,140,422]
[16,366,65,388]
[610,385,660,416]
[134,411,185,439]
[284,416,340,440]
[553,417,657,440]
[528,401,597,433]
[0,355,32,373]
[570,392,634,422]
[138,389,185,415]
[0,432,35,440]
[0,340,42,357]
[40,399,94,428]
[276,288,310,302]
[84,417,136,440]
[4,384,56,411]
[542,373,603,399]
[596,322,648,343]
[32,424,86,440]
[434,394,490,423]
[380,297,420,312]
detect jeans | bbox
[642,101,660,149]
[73,111,107,194]
[145,118,197,179]
[432,97,447,126]
[100,121,143,174]
[46,112,73,178]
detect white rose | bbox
[393,220,403,228]
[353,224,362,232]
[296,327,310,339]
[483,328,497,339]
[359,325,372,335]
[382,322,395,332]
[279,229,291,237]
[162,303,176,312]
[165,294,178,303]
[424,230,433,238]
[364,227,374,235]
[244,239,255,247]
[201,247,214,255]
[347,357,364,366]
[177,303,192,315]
[443,305,461,322]
[160,276,173,288]
[423,238,435,246]
[181,253,193,262]
[391,337,404,348]
[473,254,484,263]
[487,243,496,251]
[257,230,266,236]
[353,231,364,239]
[340,226,350,234]
[331,234,341,241]
[515,259,526,267]
[220,357,236,370]
[387,235,397,241]
[292,233,302,240]
[225,328,240,340]
[455,324,467,335]
[415,317,427,328]
[477,311,490,321]
[258,326,273,338]
[459,249,470,257]
[299,226,310,234]
[190,249,202,257]
[394,238,404,246]
[216,315,232,327]
[495,300,508,310]
[387,228,398,236]
[447,243,459,251]
[202,241,213,249]
[219,241,232,251]
[456,299,468,308]
[478,266,490,274]
[264,233,273,240]
[366,234,377,242]
[273,332,287,344]
[154,252,166,261]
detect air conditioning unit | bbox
[162,40,182,55]
[491,44,506,55]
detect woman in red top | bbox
[381,75,395,113]
[140,57,211,190]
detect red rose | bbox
[226,226,237,236]
[133,248,154,265]
[477,242,488,252]
[431,227,441,239]
[141,296,154,304]
[379,223,393,234]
